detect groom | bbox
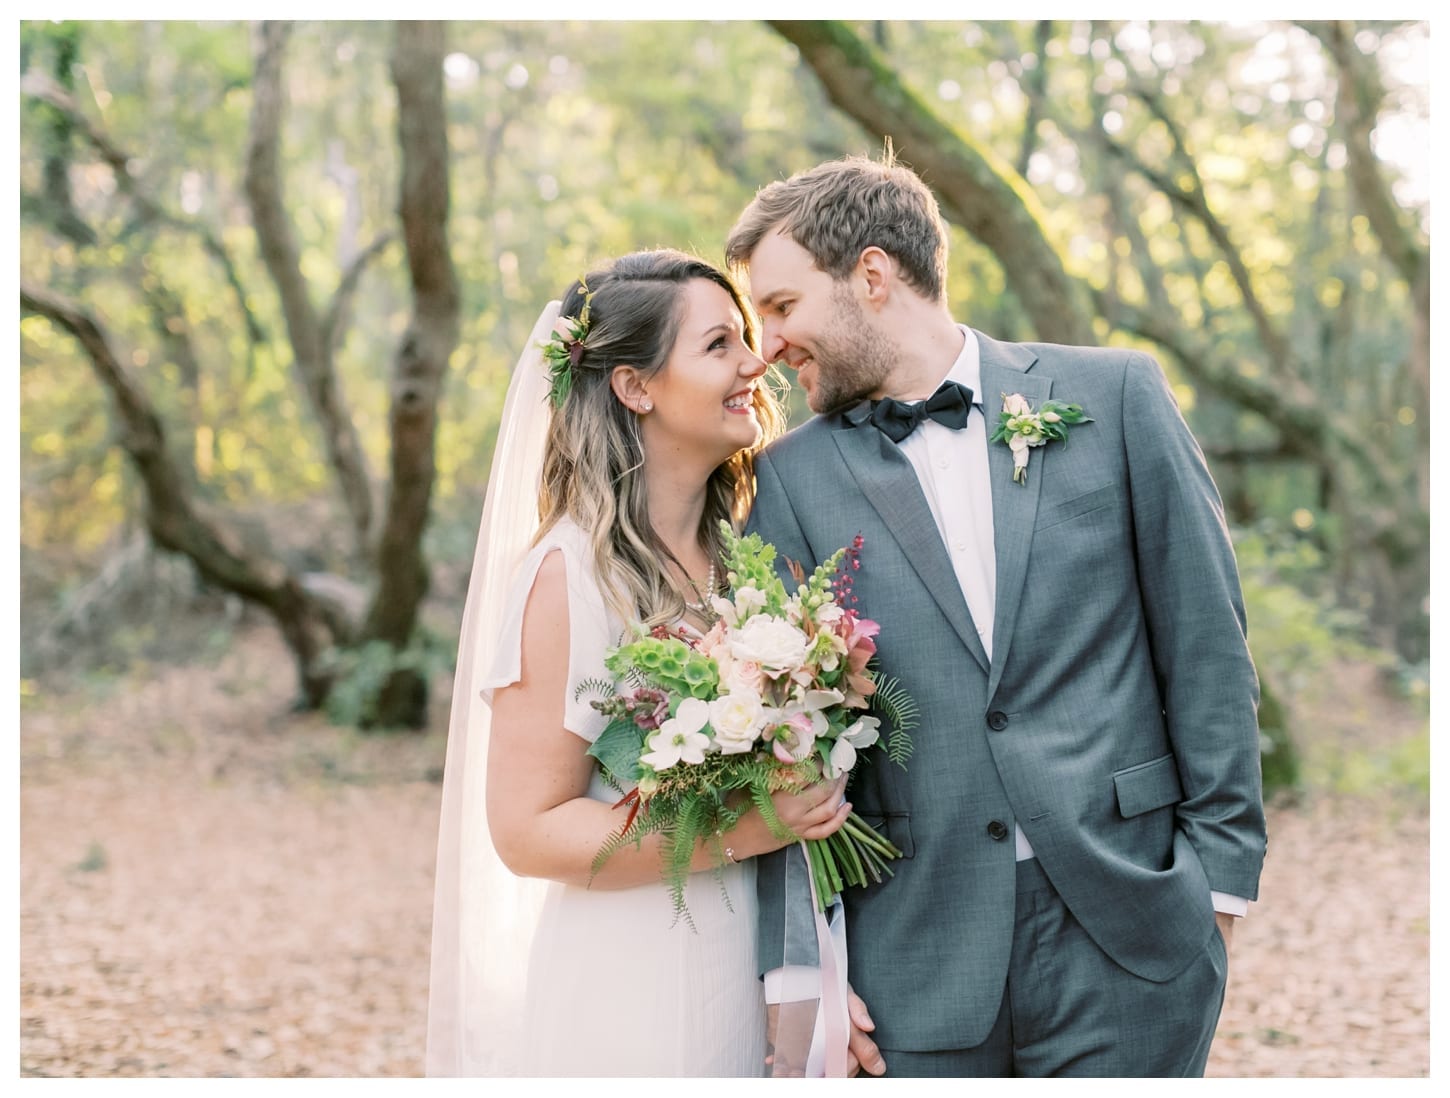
[729,156,1266,1077]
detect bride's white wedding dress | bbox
[430,517,766,1077]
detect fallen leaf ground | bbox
[18,625,1429,1077]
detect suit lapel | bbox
[977,337,1050,701]
[832,420,991,674]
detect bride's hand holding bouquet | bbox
[586,522,917,920]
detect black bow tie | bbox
[868,381,974,443]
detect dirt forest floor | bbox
[18,625,1430,1078]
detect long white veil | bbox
[425,302,560,1076]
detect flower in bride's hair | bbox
[640,698,712,771]
[539,284,592,407]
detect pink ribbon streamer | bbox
[803,840,850,1078]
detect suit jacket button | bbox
[987,710,1009,731]
[987,820,1009,841]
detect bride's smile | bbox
[633,278,770,472]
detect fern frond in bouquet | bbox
[585,522,916,919]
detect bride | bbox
[426,250,851,1077]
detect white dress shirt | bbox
[895,328,1032,863]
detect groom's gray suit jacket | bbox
[748,331,1267,1052]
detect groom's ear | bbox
[610,365,650,413]
[855,246,895,310]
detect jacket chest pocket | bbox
[1036,483,1118,533]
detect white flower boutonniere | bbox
[990,393,1091,485]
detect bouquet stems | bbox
[803,810,903,912]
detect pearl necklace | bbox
[683,562,719,614]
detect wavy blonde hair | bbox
[536,249,787,627]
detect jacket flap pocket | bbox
[1113,754,1184,818]
[1036,483,1117,532]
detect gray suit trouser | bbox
[878,858,1228,1078]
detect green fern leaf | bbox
[870,673,918,768]
[572,675,616,704]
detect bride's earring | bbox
[639,398,653,413]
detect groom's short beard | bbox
[807,283,898,414]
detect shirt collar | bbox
[940,325,982,406]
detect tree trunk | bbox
[1300,20,1430,656]
[244,20,376,553]
[35,24,96,247]
[21,284,340,707]
[359,20,461,729]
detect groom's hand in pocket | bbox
[1215,911,1236,955]
[846,987,886,1077]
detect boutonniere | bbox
[990,393,1091,485]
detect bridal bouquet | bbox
[584,521,915,921]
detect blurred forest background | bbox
[19,19,1430,1078]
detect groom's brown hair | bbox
[725,151,949,302]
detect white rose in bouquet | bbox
[709,693,767,754]
[730,616,810,675]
